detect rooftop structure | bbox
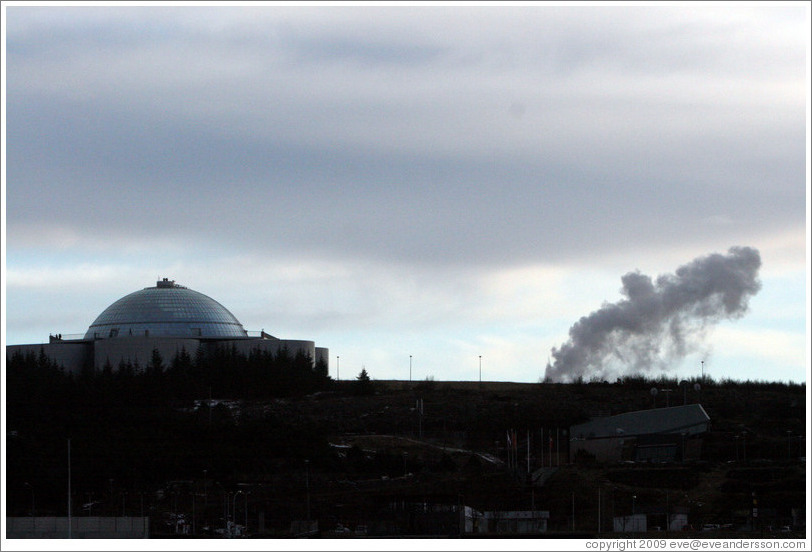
[571,404,710,440]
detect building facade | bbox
[6,278,328,373]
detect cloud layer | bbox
[4,5,808,383]
[7,6,806,266]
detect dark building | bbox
[570,404,710,463]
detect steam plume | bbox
[544,246,761,382]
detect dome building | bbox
[7,278,328,374]
[85,278,249,340]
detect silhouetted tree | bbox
[355,368,374,396]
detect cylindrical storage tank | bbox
[279,340,316,365]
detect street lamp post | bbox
[243,491,249,534]
[191,490,195,535]
[336,356,340,381]
[24,482,34,532]
[215,482,227,536]
[200,470,208,534]
[479,355,482,384]
[409,355,412,383]
[305,460,311,522]
[233,491,243,535]
[67,439,72,539]
[227,492,233,537]
[109,479,114,516]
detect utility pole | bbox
[597,487,601,534]
[67,439,72,539]
[416,398,424,439]
[24,482,34,532]
[305,460,311,522]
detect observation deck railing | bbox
[49,333,86,342]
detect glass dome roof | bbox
[84,278,248,340]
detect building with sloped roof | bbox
[6,278,328,374]
[570,404,710,463]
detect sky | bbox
[2,2,810,385]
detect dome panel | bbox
[84,279,248,339]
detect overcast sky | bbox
[3,3,809,384]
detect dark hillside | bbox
[4,362,806,537]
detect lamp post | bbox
[233,491,243,535]
[336,356,340,381]
[24,482,34,532]
[201,470,208,534]
[305,460,311,522]
[191,490,195,535]
[409,355,412,383]
[226,491,234,537]
[479,355,482,384]
[109,479,114,516]
[215,482,227,536]
[67,439,72,539]
[243,491,249,534]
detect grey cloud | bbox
[5,7,807,269]
[6,84,805,268]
